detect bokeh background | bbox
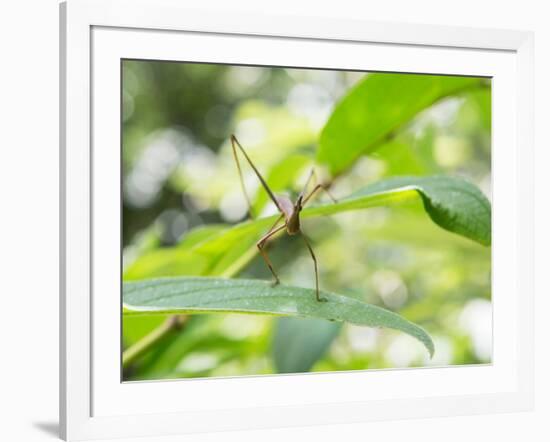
[122,60,491,381]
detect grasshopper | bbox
[230,135,336,302]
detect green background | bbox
[121,61,491,381]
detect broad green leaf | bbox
[272,317,341,373]
[125,175,490,281]
[318,73,485,175]
[123,277,434,356]
[124,249,209,281]
[124,224,229,280]
[339,176,491,246]
[177,224,228,248]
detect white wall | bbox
[0,0,547,441]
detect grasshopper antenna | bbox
[230,135,282,217]
[230,135,254,219]
[300,167,338,206]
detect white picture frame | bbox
[60,0,534,440]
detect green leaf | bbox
[124,249,209,281]
[318,73,484,175]
[124,224,229,280]
[272,317,341,373]
[124,175,490,281]
[123,276,434,357]
[177,224,228,248]
[341,175,491,246]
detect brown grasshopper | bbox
[230,135,337,302]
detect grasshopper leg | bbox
[256,223,286,286]
[301,233,327,302]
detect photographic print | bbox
[121,60,492,382]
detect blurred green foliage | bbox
[122,61,492,381]
[318,73,485,174]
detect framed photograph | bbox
[60,0,534,440]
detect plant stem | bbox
[122,315,187,369]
